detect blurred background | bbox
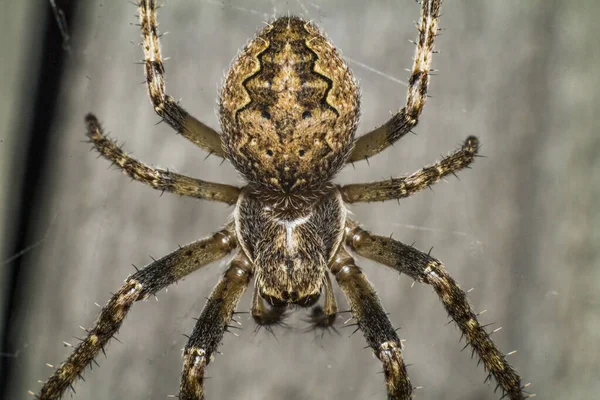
[1,1,598,399]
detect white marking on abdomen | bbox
[280,215,311,253]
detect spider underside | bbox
[37,1,530,399]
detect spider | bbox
[37,0,529,399]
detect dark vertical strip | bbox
[0,0,76,396]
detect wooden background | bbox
[2,1,599,399]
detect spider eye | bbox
[265,149,274,157]
[302,110,312,119]
[261,110,271,120]
[298,149,305,157]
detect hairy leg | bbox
[38,227,236,400]
[345,221,527,399]
[307,272,338,329]
[138,0,226,158]
[86,114,240,204]
[330,248,412,400]
[348,0,442,163]
[251,289,288,329]
[341,136,478,203]
[180,253,252,400]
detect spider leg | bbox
[341,136,478,203]
[329,247,413,400]
[138,0,226,158]
[307,271,338,329]
[344,221,527,400]
[251,288,288,329]
[348,0,442,163]
[180,253,253,400]
[85,114,240,204]
[38,226,237,400]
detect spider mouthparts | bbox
[260,290,321,308]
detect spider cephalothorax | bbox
[38,1,530,399]
[220,16,359,193]
[236,185,346,308]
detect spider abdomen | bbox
[235,187,346,305]
[219,16,360,193]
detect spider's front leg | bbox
[180,253,253,400]
[307,272,338,330]
[38,226,237,400]
[251,289,288,330]
[137,0,226,157]
[329,248,413,400]
[345,221,527,400]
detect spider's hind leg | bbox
[137,0,226,157]
[347,0,442,163]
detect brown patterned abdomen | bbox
[220,17,359,193]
